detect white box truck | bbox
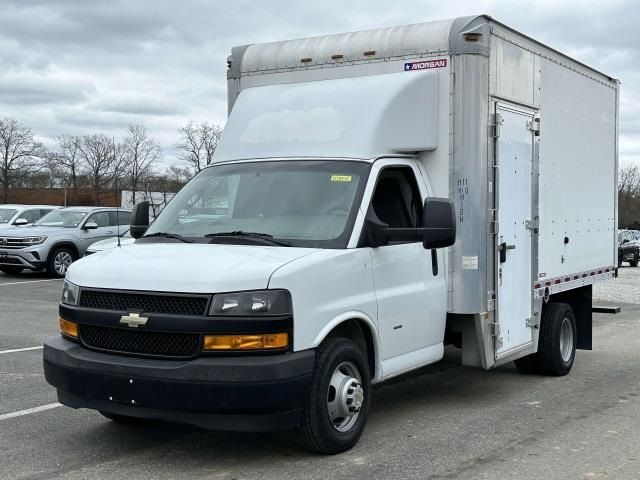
[44,15,619,453]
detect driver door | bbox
[363,160,447,378]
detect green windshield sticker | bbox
[331,175,352,182]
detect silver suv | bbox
[0,204,60,229]
[0,207,131,277]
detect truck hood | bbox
[66,242,320,293]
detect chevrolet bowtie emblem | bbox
[119,312,148,328]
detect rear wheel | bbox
[0,266,23,275]
[47,247,75,277]
[298,337,371,454]
[514,303,577,376]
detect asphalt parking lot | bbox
[2,268,640,479]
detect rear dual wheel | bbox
[514,302,576,376]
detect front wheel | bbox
[298,337,371,454]
[631,253,639,267]
[47,247,75,277]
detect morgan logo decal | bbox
[404,59,447,71]
[119,312,149,328]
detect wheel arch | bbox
[548,284,592,350]
[312,313,380,382]
[47,242,80,262]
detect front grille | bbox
[0,237,30,249]
[79,290,209,316]
[80,325,201,357]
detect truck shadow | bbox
[86,349,526,463]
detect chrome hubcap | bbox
[559,316,574,363]
[327,361,364,432]
[54,251,73,276]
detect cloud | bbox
[0,0,638,167]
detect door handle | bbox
[499,242,515,263]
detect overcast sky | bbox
[0,0,637,167]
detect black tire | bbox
[537,303,577,376]
[298,337,371,454]
[513,353,540,374]
[46,246,76,278]
[631,253,639,267]
[0,266,24,275]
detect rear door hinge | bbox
[526,316,539,329]
[527,117,541,136]
[491,113,503,139]
[525,218,539,233]
[489,209,499,234]
[487,290,496,311]
[490,321,503,349]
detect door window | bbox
[109,211,131,226]
[370,167,423,232]
[86,212,110,227]
[19,209,41,223]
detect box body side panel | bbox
[537,58,617,280]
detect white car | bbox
[0,204,59,229]
[85,230,134,256]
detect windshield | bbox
[145,160,370,248]
[0,209,18,223]
[35,210,87,228]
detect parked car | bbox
[0,207,131,277]
[84,229,134,256]
[0,204,60,229]
[618,229,640,267]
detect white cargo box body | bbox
[218,15,618,366]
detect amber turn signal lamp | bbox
[59,318,78,338]
[203,333,288,351]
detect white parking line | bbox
[0,346,43,354]
[0,403,62,421]
[0,278,62,287]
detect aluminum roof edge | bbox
[227,14,618,84]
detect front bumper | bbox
[0,246,47,270]
[44,335,315,431]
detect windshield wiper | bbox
[205,231,294,247]
[142,232,194,243]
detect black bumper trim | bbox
[44,336,314,431]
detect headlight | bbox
[61,280,80,306]
[209,290,291,316]
[21,236,47,246]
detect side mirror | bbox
[364,197,456,249]
[622,239,629,245]
[83,221,98,230]
[130,201,150,239]
[13,218,28,226]
[422,197,456,249]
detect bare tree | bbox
[175,122,222,173]
[124,124,160,204]
[618,163,640,228]
[0,118,45,202]
[50,134,84,202]
[79,134,116,205]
